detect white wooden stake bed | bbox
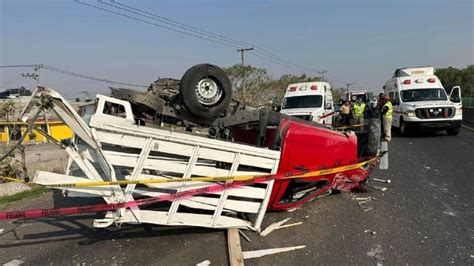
[21,87,281,231]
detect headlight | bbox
[407,111,416,117]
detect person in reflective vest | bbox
[352,97,366,125]
[381,95,393,142]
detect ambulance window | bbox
[394,92,400,102]
[389,92,395,100]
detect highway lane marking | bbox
[461,124,474,132]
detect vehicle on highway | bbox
[15,65,381,230]
[347,90,369,103]
[384,66,462,136]
[280,81,335,126]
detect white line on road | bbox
[461,124,474,132]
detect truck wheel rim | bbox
[195,78,222,106]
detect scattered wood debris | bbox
[351,195,377,212]
[242,245,306,259]
[195,260,211,266]
[370,185,388,191]
[238,229,252,242]
[227,228,244,266]
[260,218,303,237]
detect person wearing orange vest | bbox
[381,95,393,142]
[352,97,366,125]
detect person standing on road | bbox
[340,100,351,125]
[381,95,393,142]
[353,97,366,125]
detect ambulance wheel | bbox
[399,119,409,136]
[446,127,460,136]
[180,63,232,119]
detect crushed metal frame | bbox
[21,86,281,231]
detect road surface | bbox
[1,128,473,265]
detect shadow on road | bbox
[1,190,217,248]
[391,128,451,139]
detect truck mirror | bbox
[392,99,399,106]
[325,103,332,110]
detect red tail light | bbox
[427,78,435,83]
[403,80,411,85]
[289,86,297,92]
[310,85,318,90]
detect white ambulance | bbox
[383,66,462,136]
[280,81,334,126]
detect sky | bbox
[0,0,473,99]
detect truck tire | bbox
[446,127,460,136]
[366,118,381,156]
[179,64,232,119]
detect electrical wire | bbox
[107,0,323,73]
[76,0,324,74]
[1,64,146,87]
[75,0,240,49]
[41,64,147,87]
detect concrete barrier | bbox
[463,107,474,124]
[26,157,68,177]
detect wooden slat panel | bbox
[119,210,252,229]
[133,190,260,213]
[104,151,269,178]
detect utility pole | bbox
[237,47,254,99]
[346,82,356,100]
[318,70,327,81]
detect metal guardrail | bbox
[462,97,474,108]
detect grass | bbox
[0,185,49,208]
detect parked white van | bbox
[280,81,334,126]
[383,66,462,136]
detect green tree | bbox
[224,64,322,108]
[436,65,474,96]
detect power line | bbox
[41,64,147,87]
[0,64,147,88]
[0,64,40,68]
[75,0,240,49]
[109,0,251,48]
[76,0,323,74]
[107,0,324,73]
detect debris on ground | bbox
[242,245,306,259]
[0,228,4,235]
[238,229,252,242]
[351,195,377,212]
[195,260,211,266]
[370,185,388,192]
[3,259,25,266]
[227,228,244,266]
[364,229,377,235]
[372,178,391,184]
[367,244,384,265]
[260,218,303,237]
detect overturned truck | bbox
[13,64,381,231]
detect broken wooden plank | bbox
[227,228,244,266]
[242,245,306,259]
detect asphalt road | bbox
[1,128,473,265]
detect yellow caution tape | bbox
[0,157,378,188]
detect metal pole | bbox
[237,47,254,99]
